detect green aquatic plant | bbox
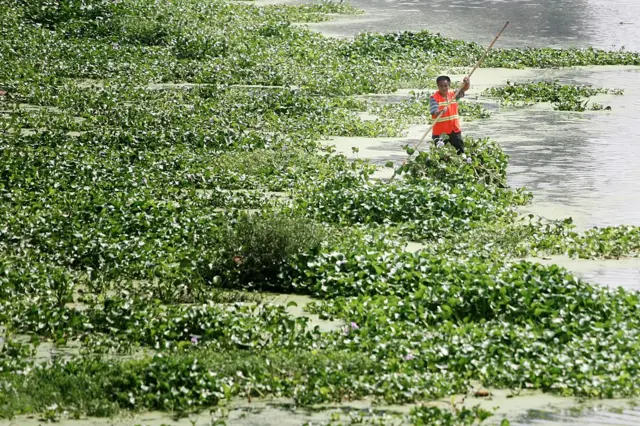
[396,136,512,187]
[348,31,640,69]
[2,0,640,421]
[483,80,623,111]
[409,405,495,425]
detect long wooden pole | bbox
[389,21,509,182]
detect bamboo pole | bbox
[389,21,510,182]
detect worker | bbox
[429,75,470,154]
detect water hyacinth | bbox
[1,0,640,421]
[483,80,624,111]
[343,321,359,335]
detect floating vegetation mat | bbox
[1,0,640,424]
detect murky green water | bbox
[3,395,640,425]
[464,65,640,231]
[514,407,640,426]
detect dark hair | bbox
[436,75,451,84]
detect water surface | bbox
[308,0,640,51]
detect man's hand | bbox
[462,77,471,91]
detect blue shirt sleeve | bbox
[429,96,439,116]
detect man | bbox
[429,75,470,154]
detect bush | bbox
[112,17,172,46]
[208,211,327,291]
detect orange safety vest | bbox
[431,91,461,136]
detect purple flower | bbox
[190,336,199,344]
[466,156,472,164]
[436,140,445,148]
[343,322,359,335]
[404,353,415,361]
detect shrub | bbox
[172,29,230,60]
[209,211,327,291]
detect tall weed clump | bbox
[206,211,327,291]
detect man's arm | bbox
[429,96,440,118]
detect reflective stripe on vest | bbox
[432,91,461,135]
[437,99,458,107]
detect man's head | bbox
[436,75,451,96]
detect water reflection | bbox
[515,406,640,425]
[464,66,640,230]
[308,0,640,51]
